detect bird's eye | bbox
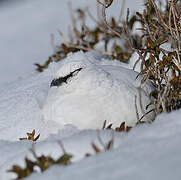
[50,68,82,87]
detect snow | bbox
[0,50,180,180]
[0,0,144,85]
[27,110,181,180]
[0,109,181,180]
[0,1,181,180]
[0,51,154,139]
[42,51,155,129]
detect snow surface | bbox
[43,51,155,128]
[27,110,181,180]
[0,0,144,84]
[0,109,181,180]
[0,51,154,139]
[0,51,180,180]
[0,1,181,180]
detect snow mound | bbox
[42,51,155,129]
[0,50,180,180]
[1,109,181,180]
[0,59,65,141]
[0,51,154,141]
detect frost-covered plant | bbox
[35,0,139,72]
[97,0,180,114]
[130,0,181,114]
[19,129,40,141]
[102,120,132,132]
[8,143,72,180]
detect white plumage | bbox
[42,51,155,129]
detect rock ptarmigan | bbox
[42,51,155,129]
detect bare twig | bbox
[97,0,127,39]
[58,141,66,154]
[150,0,169,29]
[68,2,76,29]
[118,0,126,23]
[97,130,106,150]
[50,34,60,61]
[58,30,113,56]
[137,87,146,114]
[134,95,140,120]
[139,109,155,122]
[173,50,181,71]
[86,7,102,26]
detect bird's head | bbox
[50,67,83,87]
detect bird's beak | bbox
[50,79,59,87]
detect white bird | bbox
[42,51,155,129]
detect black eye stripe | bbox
[50,68,82,87]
